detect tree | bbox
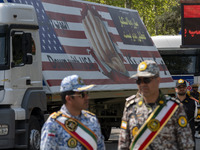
[85,0,181,36]
[155,4,181,35]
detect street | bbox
[196,137,200,150]
[105,128,119,150]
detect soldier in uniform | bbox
[118,60,194,150]
[175,79,198,140]
[40,74,105,150]
[187,83,200,102]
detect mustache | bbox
[177,92,186,96]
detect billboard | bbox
[182,3,200,46]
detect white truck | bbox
[0,0,174,149]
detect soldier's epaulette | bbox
[126,95,136,102]
[83,110,95,116]
[125,95,137,108]
[163,95,171,100]
[170,97,180,104]
[51,111,63,120]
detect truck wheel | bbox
[28,115,41,150]
[101,126,111,141]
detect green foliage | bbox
[86,0,125,7]
[85,0,181,36]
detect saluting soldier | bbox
[187,83,200,103]
[118,60,194,150]
[40,74,105,150]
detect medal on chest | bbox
[67,137,77,148]
[65,118,78,132]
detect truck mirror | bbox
[26,54,33,64]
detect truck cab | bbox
[0,3,46,149]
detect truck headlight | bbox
[0,124,8,135]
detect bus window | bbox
[162,55,196,74]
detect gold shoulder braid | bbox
[51,111,63,119]
[83,110,95,116]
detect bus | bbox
[152,35,200,90]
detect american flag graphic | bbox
[9,0,173,93]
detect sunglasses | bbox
[71,91,89,98]
[136,77,155,85]
[177,86,186,89]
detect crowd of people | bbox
[39,60,200,150]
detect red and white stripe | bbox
[41,0,174,93]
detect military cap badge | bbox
[178,79,184,83]
[138,62,147,71]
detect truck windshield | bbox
[0,36,6,65]
[0,25,7,69]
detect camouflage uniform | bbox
[178,94,198,139]
[40,75,105,150]
[40,105,105,150]
[118,92,194,150]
